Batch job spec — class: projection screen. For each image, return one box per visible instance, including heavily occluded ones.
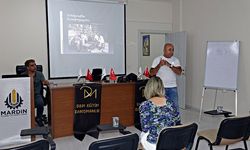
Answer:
[46,0,126,79]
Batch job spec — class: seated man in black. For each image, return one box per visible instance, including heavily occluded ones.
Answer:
[23,59,49,126]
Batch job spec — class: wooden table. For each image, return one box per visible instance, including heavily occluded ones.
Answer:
[50,82,135,138]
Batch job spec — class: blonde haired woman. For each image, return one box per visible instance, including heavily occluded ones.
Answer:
[139,76,180,150]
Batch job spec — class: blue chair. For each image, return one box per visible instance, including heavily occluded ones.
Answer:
[2,127,55,150]
[156,123,198,150]
[92,68,102,81]
[195,116,250,150]
[3,140,50,150]
[16,65,43,75]
[89,133,139,150]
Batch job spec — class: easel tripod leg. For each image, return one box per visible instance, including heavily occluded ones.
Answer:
[199,87,205,122]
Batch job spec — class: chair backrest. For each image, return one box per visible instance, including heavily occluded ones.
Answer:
[156,123,198,150]
[89,133,139,150]
[247,121,250,136]
[214,116,250,145]
[4,139,49,150]
[16,65,43,75]
[92,68,102,81]
[126,73,137,82]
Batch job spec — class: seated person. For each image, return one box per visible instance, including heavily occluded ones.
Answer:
[23,59,49,126]
[139,76,180,150]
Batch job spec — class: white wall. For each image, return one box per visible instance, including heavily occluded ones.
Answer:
[0,0,174,79]
[169,0,181,32]
[182,0,250,115]
[126,0,173,74]
[0,0,48,78]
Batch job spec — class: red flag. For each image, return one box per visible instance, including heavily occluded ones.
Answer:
[86,69,93,81]
[143,67,150,78]
[109,68,117,81]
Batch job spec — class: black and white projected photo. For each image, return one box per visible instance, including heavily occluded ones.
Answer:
[62,13,110,54]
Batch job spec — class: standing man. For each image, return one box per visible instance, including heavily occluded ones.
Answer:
[24,59,49,126]
[150,43,182,113]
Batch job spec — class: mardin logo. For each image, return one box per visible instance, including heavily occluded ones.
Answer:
[83,86,97,99]
[4,89,23,109]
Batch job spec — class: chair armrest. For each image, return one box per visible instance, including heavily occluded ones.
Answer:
[20,126,50,137]
[20,127,56,150]
[97,124,126,131]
